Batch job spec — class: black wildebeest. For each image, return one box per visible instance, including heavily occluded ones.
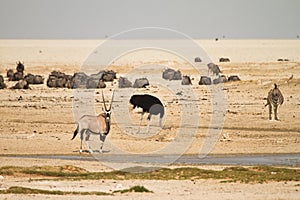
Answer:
[13,72,24,81]
[219,57,230,62]
[7,69,14,80]
[228,75,240,82]
[194,57,202,62]
[199,76,212,85]
[47,71,72,88]
[181,75,192,85]
[129,94,164,133]
[10,80,29,89]
[213,75,227,84]
[133,78,149,88]
[47,75,67,88]
[0,75,6,89]
[24,73,44,84]
[102,70,116,82]
[7,61,25,81]
[86,78,106,89]
[90,70,116,82]
[162,68,182,80]
[16,61,25,73]
[118,77,132,88]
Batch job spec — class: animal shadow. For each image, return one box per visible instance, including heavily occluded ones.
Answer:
[73,149,110,153]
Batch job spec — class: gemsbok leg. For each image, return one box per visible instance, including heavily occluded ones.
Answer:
[99,134,106,153]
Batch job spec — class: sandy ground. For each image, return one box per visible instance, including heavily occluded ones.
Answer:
[0,39,300,199]
[1,178,299,200]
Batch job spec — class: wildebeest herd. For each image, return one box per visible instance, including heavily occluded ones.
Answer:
[1,61,45,89]
[1,60,241,90]
[46,70,116,89]
[198,62,240,85]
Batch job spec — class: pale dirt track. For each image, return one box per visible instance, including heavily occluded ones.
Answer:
[0,40,300,199]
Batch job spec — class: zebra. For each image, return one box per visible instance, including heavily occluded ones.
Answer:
[265,84,284,120]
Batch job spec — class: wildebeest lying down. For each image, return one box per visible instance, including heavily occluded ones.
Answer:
[181,75,192,85]
[133,78,149,88]
[0,75,6,89]
[129,94,164,133]
[162,68,182,80]
[24,73,44,84]
[72,91,114,153]
[194,57,202,62]
[7,61,25,81]
[118,77,132,88]
[199,76,212,85]
[10,80,29,89]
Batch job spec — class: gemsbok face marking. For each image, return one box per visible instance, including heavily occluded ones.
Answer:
[265,84,284,120]
[72,90,114,153]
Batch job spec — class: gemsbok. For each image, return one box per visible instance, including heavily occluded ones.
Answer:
[72,90,114,153]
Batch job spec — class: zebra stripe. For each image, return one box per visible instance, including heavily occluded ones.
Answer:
[265,84,284,120]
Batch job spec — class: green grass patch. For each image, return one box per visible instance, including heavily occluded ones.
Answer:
[1,165,299,183]
[113,185,153,194]
[0,185,152,196]
[0,186,110,196]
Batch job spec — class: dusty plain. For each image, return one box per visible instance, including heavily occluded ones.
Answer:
[0,39,300,199]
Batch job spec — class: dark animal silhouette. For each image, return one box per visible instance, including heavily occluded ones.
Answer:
[12,72,24,81]
[0,75,6,89]
[72,72,89,88]
[47,75,67,88]
[7,61,25,81]
[129,94,164,132]
[118,77,132,88]
[24,73,44,84]
[102,70,116,82]
[213,75,227,84]
[86,78,99,89]
[219,57,230,62]
[228,75,240,82]
[194,57,202,62]
[98,80,106,88]
[277,58,289,62]
[7,69,14,80]
[181,75,192,85]
[86,78,106,89]
[47,71,72,88]
[16,61,25,73]
[10,80,29,89]
[133,78,149,88]
[199,76,212,85]
[71,70,116,89]
[162,68,182,80]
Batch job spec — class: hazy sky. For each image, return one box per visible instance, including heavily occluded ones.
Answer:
[0,0,299,39]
